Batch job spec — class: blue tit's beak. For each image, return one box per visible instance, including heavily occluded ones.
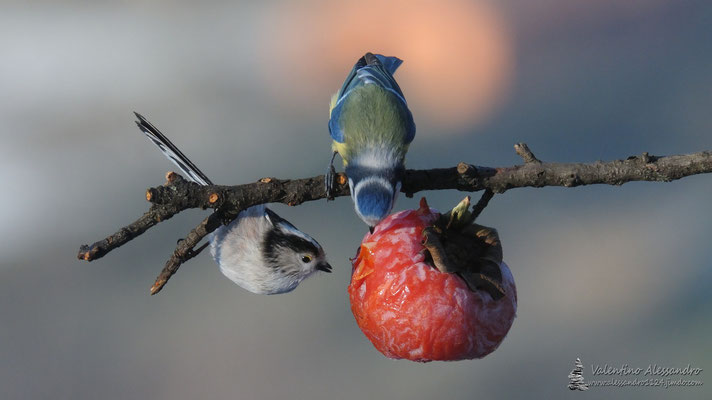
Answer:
[369,226,375,234]
[317,262,332,273]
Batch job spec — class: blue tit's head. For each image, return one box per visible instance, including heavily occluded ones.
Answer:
[347,166,404,228]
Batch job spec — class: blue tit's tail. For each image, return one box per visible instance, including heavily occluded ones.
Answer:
[335,52,406,103]
[365,53,403,75]
[134,112,213,186]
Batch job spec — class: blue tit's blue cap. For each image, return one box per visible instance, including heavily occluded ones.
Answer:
[353,180,395,228]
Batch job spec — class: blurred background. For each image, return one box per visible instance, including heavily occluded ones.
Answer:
[1,0,711,399]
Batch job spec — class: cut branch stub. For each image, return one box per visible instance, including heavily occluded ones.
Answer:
[208,192,220,206]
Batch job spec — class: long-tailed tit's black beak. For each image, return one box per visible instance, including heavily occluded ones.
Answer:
[317,262,332,273]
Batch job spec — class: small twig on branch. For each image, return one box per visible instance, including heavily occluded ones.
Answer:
[471,189,495,221]
[150,213,223,295]
[77,204,181,261]
[514,142,541,164]
[78,172,197,262]
[78,144,712,294]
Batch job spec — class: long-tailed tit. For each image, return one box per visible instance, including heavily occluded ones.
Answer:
[134,112,331,294]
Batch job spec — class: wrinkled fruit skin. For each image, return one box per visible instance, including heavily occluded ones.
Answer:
[348,206,517,362]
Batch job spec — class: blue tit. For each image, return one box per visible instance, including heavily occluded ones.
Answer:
[134,113,331,294]
[326,52,415,231]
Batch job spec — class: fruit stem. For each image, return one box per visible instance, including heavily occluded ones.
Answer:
[470,189,495,222]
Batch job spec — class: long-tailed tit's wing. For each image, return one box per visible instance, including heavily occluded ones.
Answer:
[134,112,213,186]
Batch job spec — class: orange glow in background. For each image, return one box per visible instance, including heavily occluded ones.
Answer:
[260,0,514,134]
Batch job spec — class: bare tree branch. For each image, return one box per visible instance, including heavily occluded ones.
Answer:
[150,213,218,295]
[77,144,712,294]
[78,172,192,262]
[77,206,181,262]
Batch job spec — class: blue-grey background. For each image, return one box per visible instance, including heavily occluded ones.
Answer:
[1,1,710,399]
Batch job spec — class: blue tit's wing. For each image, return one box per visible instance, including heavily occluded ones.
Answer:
[328,103,346,144]
[134,112,213,186]
[354,54,415,144]
[328,56,367,144]
[329,53,415,145]
[334,55,368,101]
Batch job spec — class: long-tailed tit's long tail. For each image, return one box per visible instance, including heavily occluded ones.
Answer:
[134,112,213,186]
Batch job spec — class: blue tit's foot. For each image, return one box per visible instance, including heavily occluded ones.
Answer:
[325,151,338,200]
[325,164,336,200]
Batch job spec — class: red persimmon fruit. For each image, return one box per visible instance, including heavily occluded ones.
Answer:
[348,198,517,362]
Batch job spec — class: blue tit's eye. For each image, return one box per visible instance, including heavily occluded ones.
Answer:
[301,255,312,263]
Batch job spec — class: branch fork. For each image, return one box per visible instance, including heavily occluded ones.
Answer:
[78,143,712,294]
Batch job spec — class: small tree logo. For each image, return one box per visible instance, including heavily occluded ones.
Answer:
[568,358,589,391]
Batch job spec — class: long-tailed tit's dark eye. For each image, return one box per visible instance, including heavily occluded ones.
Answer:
[301,255,312,263]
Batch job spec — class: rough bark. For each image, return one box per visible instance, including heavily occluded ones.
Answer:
[77,145,712,294]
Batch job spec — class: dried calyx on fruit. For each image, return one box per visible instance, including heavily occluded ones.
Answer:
[420,196,505,300]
